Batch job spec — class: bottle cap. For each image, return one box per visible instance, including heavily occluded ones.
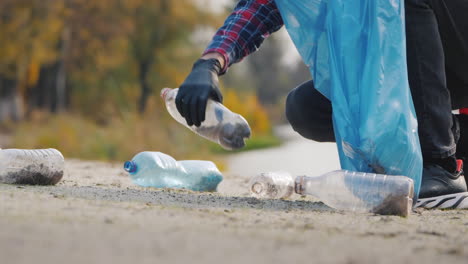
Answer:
[124,161,137,173]
[251,182,264,194]
[160,88,171,100]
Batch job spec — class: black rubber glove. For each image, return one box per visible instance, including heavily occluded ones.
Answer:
[176,58,223,127]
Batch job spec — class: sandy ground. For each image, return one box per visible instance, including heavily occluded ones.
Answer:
[1,126,467,264]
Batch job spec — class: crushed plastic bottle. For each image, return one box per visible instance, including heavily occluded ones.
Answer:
[0,148,64,185]
[161,88,251,150]
[124,151,223,192]
[249,170,414,217]
[249,172,295,199]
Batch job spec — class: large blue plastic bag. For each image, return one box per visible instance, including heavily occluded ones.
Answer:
[275,0,422,198]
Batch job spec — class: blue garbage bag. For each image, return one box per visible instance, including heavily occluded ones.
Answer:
[276,0,422,198]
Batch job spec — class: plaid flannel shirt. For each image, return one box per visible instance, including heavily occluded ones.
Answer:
[203,0,284,74]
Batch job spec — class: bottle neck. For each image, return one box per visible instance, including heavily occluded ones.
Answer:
[295,176,321,195]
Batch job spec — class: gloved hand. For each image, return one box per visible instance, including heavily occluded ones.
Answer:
[176,58,223,127]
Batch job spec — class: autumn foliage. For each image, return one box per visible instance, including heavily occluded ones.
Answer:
[0,0,277,160]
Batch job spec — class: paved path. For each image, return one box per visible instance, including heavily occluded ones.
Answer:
[228,125,340,177]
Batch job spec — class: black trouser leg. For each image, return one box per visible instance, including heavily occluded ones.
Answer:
[430,0,468,109]
[406,0,468,196]
[405,0,456,160]
[428,0,468,161]
[285,80,334,142]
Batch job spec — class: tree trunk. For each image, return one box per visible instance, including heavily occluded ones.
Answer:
[137,60,152,114]
[0,76,23,122]
[26,63,61,115]
[55,27,71,112]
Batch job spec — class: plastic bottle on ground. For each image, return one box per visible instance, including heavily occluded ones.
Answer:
[249,172,295,199]
[124,151,223,192]
[161,88,251,150]
[249,170,414,217]
[0,148,65,185]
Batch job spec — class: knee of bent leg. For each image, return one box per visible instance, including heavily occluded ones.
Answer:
[405,0,430,8]
[287,118,333,142]
[285,91,333,143]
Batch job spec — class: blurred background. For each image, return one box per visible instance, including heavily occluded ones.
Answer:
[0,0,311,162]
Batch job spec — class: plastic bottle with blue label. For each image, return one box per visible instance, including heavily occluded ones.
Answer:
[124,151,223,192]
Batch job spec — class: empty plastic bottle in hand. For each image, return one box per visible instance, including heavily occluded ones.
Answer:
[249,170,414,217]
[0,148,64,185]
[124,151,223,192]
[161,88,251,150]
[249,172,295,199]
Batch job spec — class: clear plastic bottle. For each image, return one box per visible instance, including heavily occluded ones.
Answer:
[249,170,414,216]
[0,148,65,185]
[161,88,251,150]
[249,172,295,199]
[124,151,223,192]
[295,170,414,216]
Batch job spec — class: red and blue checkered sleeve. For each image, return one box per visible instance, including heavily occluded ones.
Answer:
[203,0,283,74]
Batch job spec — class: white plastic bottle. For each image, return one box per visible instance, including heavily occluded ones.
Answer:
[249,170,414,217]
[124,151,223,192]
[161,88,251,150]
[0,148,65,185]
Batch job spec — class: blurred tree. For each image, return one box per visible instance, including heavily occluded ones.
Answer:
[0,0,63,120]
[61,0,131,121]
[223,34,310,106]
[247,36,288,105]
[0,0,220,121]
[125,0,218,113]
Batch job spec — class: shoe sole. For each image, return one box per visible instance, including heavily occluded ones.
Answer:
[416,192,468,209]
